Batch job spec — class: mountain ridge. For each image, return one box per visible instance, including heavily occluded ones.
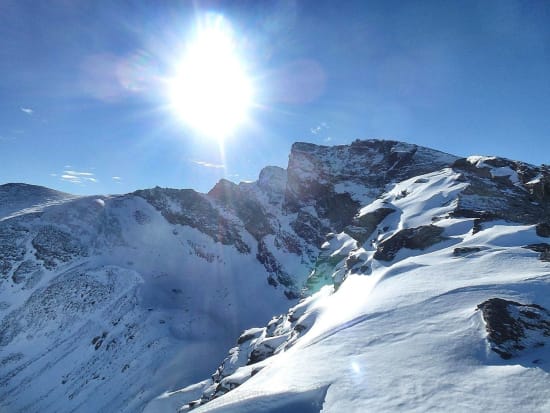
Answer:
[1,139,549,412]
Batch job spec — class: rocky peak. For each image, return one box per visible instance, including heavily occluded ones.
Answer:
[287,139,457,188]
[257,166,287,203]
[283,139,458,230]
[207,178,239,202]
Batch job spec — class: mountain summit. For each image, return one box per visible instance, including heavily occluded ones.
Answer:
[1,140,549,412]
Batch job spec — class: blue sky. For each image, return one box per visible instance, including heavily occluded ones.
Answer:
[1,0,549,195]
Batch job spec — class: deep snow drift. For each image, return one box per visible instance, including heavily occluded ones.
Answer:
[1,140,549,412]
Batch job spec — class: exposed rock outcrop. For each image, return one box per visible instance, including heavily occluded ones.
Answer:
[135,187,251,253]
[374,225,446,261]
[185,297,319,409]
[453,247,482,256]
[451,157,550,229]
[536,223,550,238]
[477,298,550,359]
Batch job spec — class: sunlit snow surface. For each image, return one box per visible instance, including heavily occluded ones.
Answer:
[152,168,550,413]
[2,141,549,413]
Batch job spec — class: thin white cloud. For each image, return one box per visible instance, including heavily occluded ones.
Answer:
[112,176,122,181]
[191,160,225,169]
[65,170,94,176]
[61,174,81,182]
[310,122,329,135]
[310,126,322,134]
[20,107,33,115]
[59,169,98,184]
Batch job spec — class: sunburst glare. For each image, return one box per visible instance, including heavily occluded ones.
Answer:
[167,14,254,140]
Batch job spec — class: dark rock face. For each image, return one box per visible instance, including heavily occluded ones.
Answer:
[256,240,293,289]
[290,211,327,248]
[285,140,456,213]
[135,187,250,253]
[248,343,276,365]
[374,225,446,261]
[536,223,550,238]
[453,247,482,256]
[526,164,550,204]
[317,192,359,232]
[477,298,550,359]
[451,158,550,228]
[208,179,274,240]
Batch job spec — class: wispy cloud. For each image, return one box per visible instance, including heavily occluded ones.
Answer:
[191,160,225,169]
[112,176,122,182]
[58,169,98,184]
[20,107,33,115]
[65,170,94,176]
[310,122,328,135]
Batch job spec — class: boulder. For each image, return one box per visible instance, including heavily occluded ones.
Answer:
[453,247,482,256]
[477,298,550,359]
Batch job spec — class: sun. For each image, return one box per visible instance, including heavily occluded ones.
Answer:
[168,15,254,139]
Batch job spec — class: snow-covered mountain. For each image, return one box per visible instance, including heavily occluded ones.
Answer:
[0,183,75,220]
[1,140,549,412]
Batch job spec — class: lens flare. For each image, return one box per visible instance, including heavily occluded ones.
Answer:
[168,14,253,140]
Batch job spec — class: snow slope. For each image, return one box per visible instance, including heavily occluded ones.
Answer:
[151,161,550,412]
[0,183,75,220]
[2,140,549,412]
[0,193,295,412]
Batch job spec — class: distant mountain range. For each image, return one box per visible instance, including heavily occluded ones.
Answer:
[1,140,549,412]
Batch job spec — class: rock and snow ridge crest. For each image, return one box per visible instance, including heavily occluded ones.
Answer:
[1,139,550,413]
